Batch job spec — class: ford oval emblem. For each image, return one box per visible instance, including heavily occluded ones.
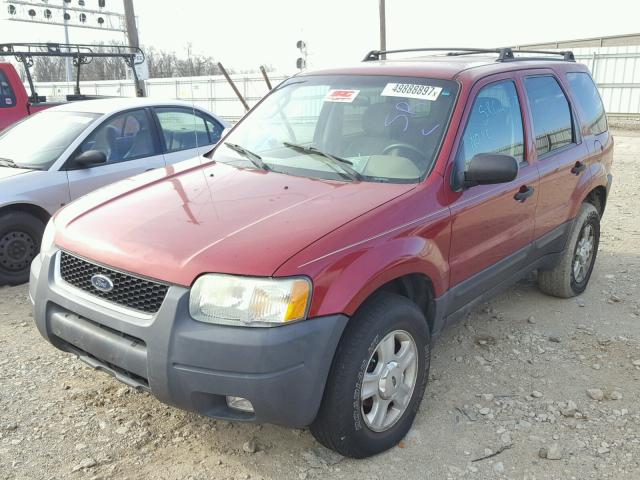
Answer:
[90,274,114,293]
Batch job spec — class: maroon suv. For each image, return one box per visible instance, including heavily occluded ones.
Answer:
[30,47,613,458]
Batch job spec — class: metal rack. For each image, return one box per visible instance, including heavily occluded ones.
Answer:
[0,42,145,102]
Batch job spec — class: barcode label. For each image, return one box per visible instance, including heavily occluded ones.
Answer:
[381,83,442,101]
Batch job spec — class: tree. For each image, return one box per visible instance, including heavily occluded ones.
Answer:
[25,42,239,82]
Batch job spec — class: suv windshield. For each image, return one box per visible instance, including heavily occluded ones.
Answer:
[0,110,99,169]
[212,75,459,183]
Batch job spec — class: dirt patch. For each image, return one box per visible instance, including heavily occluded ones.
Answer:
[1,130,639,479]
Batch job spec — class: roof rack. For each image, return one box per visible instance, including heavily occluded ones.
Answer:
[0,42,145,101]
[362,47,575,63]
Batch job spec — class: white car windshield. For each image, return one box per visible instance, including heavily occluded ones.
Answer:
[0,110,99,170]
[212,75,459,183]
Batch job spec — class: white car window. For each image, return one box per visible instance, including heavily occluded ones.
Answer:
[79,109,157,164]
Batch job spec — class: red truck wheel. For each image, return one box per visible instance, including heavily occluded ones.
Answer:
[538,203,600,298]
[311,292,431,458]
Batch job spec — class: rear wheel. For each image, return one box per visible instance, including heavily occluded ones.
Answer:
[0,212,45,286]
[310,292,431,458]
[538,203,600,298]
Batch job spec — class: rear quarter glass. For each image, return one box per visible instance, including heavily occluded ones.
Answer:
[566,72,608,135]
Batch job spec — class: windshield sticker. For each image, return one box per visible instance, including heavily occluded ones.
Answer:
[324,89,360,103]
[4,98,12,105]
[381,83,442,101]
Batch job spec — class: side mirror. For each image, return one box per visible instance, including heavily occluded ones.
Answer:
[74,149,107,167]
[462,153,518,188]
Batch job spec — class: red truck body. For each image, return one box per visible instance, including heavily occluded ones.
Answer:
[31,50,614,458]
[52,58,613,320]
[0,63,57,131]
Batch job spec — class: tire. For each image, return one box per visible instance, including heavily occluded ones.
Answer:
[310,292,431,458]
[538,202,600,298]
[0,212,45,286]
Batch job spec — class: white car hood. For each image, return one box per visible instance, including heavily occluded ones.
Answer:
[0,166,34,180]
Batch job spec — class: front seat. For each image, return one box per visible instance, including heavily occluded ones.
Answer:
[123,127,153,160]
[90,125,118,162]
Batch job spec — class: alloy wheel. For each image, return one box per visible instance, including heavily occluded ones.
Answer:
[360,330,418,432]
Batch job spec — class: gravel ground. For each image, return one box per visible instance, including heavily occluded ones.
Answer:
[1,130,639,480]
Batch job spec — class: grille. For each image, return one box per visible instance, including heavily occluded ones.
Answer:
[59,252,168,314]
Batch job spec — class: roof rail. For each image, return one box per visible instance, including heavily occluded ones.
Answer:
[511,49,575,61]
[362,47,575,63]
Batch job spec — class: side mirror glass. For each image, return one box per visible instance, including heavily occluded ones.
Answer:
[462,153,518,189]
[74,149,107,167]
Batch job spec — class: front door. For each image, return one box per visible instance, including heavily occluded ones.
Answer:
[446,76,539,311]
[66,108,165,199]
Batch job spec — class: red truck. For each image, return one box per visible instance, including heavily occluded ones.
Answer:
[0,62,55,131]
[0,43,145,131]
[31,47,613,458]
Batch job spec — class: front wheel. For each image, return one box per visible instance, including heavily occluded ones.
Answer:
[310,292,431,458]
[0,212,45,286]
[538,202,600,298]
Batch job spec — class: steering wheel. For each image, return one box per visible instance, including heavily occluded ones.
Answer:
[382,143,427,165]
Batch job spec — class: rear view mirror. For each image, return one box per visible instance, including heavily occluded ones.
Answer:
[74,149,107,167]
[463,153,518,188]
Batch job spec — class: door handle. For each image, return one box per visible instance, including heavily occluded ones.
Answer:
[145,168,156,172]
[571,161,586,175]
[514,185,534,202]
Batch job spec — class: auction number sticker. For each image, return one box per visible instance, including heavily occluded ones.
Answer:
[324,89,360,103]
[381,83,442,101]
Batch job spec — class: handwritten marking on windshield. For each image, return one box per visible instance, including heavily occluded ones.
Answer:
[421,124,440,136]
[384,102,413,132]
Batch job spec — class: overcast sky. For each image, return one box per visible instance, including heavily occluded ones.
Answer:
[1,0,639,74]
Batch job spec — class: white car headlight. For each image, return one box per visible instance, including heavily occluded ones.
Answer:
[40,219,56,254]
[189,274,312,327]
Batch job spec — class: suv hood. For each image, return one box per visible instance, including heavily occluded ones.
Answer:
[55,159,415,286]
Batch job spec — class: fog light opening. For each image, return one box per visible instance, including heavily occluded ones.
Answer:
[226,396,254,413]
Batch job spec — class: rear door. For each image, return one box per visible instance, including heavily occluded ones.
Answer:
[66,108,165,199]
[153,107,224,165]
[522,72,590,242]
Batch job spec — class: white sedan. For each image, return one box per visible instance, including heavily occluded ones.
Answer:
[0,97,227,284]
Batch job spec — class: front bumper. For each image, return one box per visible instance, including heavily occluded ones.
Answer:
[30,250,348,427]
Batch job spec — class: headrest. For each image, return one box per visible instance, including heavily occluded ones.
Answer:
[362,102,394,136]
[104,125,118,142]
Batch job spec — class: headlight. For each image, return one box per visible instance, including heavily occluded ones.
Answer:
[40,219,56,254]
[189,274,312,327]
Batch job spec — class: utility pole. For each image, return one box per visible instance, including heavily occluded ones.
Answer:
[379,0,386,59]
[62,2,72,82]
[123,0,145,96]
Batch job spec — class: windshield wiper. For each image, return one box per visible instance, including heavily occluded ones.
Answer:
[0,157,19,168]
[282,142,363,182]
[224,142,270,171]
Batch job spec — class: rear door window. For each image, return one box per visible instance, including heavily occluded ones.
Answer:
[566,72,607,135]
[0,70,16,108]
[155,108,217,152]
[456,80,525,169]
[524,76,574,157]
